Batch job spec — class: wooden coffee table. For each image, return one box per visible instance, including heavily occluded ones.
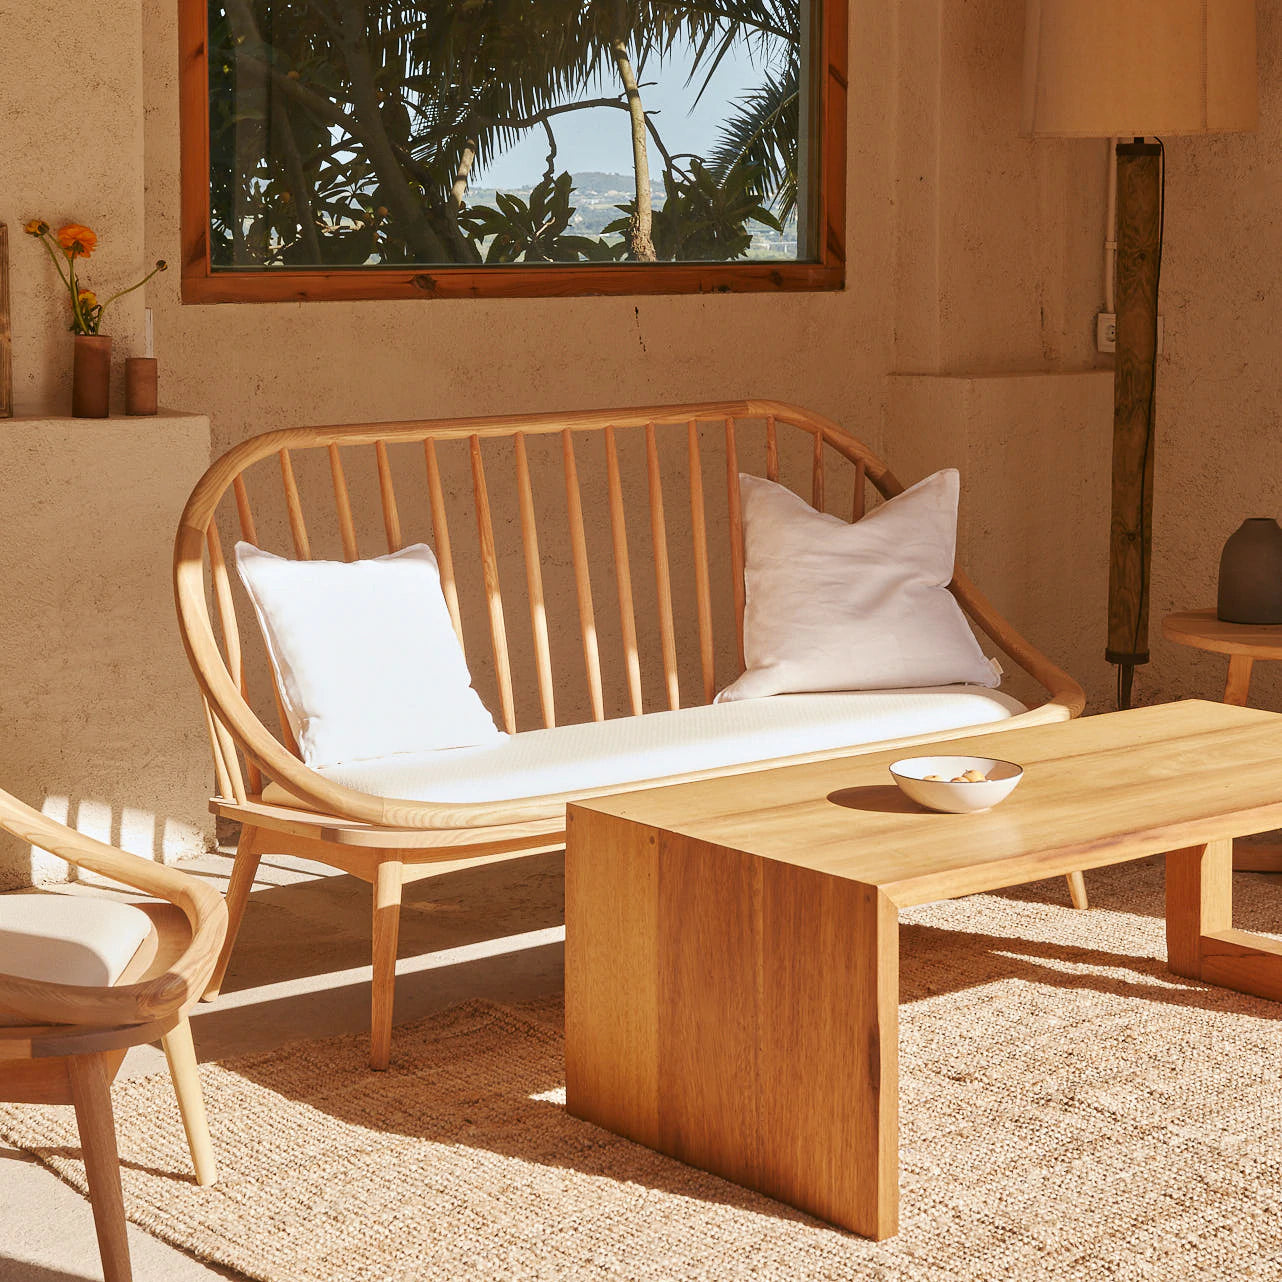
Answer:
[564,700,1282,1241]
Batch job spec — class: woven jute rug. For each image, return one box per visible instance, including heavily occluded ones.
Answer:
[4,856,1282,1281]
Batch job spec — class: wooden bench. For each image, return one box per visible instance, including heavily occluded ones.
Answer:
[174,400,1087,1068]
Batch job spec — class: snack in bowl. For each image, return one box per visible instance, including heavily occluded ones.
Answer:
[889,755,1023,814]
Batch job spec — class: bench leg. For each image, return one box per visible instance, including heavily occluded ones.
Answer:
[204,824,262,1001]
[1065,871,1089,910]
[370,857,404,1071]
[68,1052,133,1282]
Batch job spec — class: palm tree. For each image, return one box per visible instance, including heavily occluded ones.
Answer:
[206,0,802,268]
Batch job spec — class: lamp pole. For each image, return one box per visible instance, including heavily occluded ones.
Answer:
[1106,139,1162,708]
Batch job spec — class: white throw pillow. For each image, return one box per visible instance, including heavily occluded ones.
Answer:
[235,542,502,768]
[717,470,999,702]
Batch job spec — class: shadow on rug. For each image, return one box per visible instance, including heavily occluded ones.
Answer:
[3,857,1282,1281]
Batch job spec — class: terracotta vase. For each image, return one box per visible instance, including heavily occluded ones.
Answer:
[72,333,112,418]
[1217,518,1282,624]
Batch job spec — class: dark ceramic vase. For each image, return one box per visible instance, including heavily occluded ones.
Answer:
[1217,518,1282,624]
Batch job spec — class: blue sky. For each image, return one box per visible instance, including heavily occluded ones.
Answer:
[477,39,767,189]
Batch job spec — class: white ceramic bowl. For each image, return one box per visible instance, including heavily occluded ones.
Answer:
[888,755,1023,814]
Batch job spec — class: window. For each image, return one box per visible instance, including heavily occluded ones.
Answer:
[179,1,846,301]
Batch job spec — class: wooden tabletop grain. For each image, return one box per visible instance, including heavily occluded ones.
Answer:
[572,700,1282,907]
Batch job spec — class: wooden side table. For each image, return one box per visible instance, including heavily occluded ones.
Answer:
[1163,608,1282,870]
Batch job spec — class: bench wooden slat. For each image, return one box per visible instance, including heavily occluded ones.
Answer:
[423,439,465,653]
[205,697,249,805]
[271,682,302,758]
[646,423,681,711]
[563,429,605,722]
[205,524,261,795]
[687,421,717,704]
[812,430,825,511]
[514,433,556,729]
[853,457,866,522]
[328,444,359,561]
[726,417,746,670]
[605,426,644,717]
[232,475,258,546]
[765,414,779,482]
[470,435,516,735]
[202,697,237,802]
[375,441,403,553]
[278,449,311,559]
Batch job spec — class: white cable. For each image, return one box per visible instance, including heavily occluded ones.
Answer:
[1104,136,1118,313]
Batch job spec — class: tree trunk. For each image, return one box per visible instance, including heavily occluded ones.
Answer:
[333,2,452,262]
[447,135,483,264]
[608,5,656,262]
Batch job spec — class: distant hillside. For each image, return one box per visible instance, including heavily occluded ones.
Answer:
[464,170,797,258]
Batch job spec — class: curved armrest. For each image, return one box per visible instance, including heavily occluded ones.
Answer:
[950,569,1086,718]
[0,787,227,1029]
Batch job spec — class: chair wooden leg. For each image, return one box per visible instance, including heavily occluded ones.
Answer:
[67,1053,133,1282]
[204,824,262,1000]
[160,1014,217,1186]
[370,857,404,1071]
[1065,871,1089,910]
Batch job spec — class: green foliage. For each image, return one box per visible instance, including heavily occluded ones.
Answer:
[605,160,780,261]
[461,173,621,263]
[206,0,801,270]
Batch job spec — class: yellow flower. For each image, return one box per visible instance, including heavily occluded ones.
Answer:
[56,223,97,258]
[77,290,98,309]
[23,219,49,237]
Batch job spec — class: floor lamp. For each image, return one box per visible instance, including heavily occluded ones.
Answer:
[1022,0,1258,708]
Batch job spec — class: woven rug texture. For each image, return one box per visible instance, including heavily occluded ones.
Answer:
[3,857,1282,1281]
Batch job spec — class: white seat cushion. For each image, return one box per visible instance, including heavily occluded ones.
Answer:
[0,893,154,987]
[263,687,1025,807]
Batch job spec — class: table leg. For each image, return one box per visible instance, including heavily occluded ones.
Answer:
[1223,654,1254,706]
[565,807,900,1239]
[1217,657,1282,870]
[1167,838,1282,1000]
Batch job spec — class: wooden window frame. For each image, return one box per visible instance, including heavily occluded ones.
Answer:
[178,1,847,304]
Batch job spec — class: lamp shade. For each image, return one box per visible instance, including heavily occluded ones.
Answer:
[1022,0,1258,138]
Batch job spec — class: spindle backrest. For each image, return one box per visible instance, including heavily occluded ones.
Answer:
[175,400,1084,833]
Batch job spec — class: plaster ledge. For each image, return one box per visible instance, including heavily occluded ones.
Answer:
[1,408,209,428]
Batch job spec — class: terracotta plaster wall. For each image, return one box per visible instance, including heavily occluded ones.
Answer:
[1140,2,1282,712]
[0,0,148,413]
[134,0,1108,719]
[0,415,214,889]
[891,0,1106,375]
[883,0,1112,709]
[138,1,894,462]
[0,0,1120,884]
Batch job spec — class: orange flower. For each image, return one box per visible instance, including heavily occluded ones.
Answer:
[56,223,97,258]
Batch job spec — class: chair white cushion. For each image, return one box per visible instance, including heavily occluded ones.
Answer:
[262,687,1025,806]
[0,893,154,987]
[717,471,1000,702]
[236,542,502,769]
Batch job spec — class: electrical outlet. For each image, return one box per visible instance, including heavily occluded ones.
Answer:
[1096,312,1164,354]
[1096,313,1117,351]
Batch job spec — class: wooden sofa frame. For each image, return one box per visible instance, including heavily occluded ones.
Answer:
[174,400,1087,1069]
